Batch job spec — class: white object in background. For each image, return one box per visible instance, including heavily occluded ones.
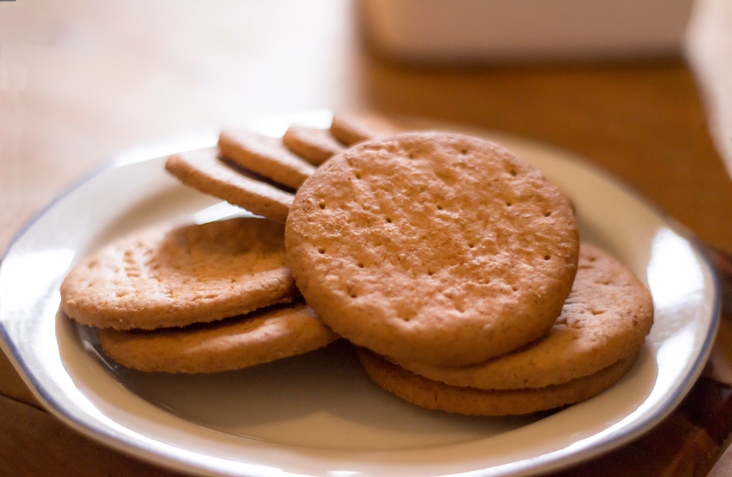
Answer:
[360,0,695,63]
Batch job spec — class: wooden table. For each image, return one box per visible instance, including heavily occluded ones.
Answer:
[1,0,732,475]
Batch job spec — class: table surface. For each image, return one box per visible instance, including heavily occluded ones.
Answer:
[2,0,732,475]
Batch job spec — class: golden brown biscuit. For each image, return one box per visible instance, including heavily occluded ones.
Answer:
[165,148,294,223]
[283,125,346,166]
[394,243,653,389]
[357,348,638,416]
[286,132,579,366]
[219,130,316,189]
[99,303,339,373]
[330,112,401,146]
[61,217,298,330]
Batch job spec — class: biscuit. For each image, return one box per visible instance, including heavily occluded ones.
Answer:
[283,125,346,166]
[219,130,316,189]
[165,148,294,223]
[61,217,298,330]
[330,112,401,146]
[286,132,579,366]
[98,303,339,373]
[357,348,637,416]
[394,243,653,389]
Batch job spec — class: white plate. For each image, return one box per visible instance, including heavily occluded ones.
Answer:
[0,111,720,477]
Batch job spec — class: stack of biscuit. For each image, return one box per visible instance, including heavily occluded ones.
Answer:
[60,112,653,416]
[59,113,391,373]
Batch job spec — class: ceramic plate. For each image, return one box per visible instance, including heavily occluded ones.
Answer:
[0,111,719,476]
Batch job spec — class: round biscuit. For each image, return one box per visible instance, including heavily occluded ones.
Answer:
[285,132,579,366]
[357,348,638,416]
[394,243,653,388]
[165,149,294,223]
[218,130,316,190]
[61,217,298,330]
[98,304,339,373]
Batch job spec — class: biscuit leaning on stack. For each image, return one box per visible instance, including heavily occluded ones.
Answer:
[285,131,654,415]
[164,112,402,223]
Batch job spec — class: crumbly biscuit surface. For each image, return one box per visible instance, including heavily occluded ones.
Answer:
[286,132,579,366]
[61,217,298,330]
[394,243,654,388]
